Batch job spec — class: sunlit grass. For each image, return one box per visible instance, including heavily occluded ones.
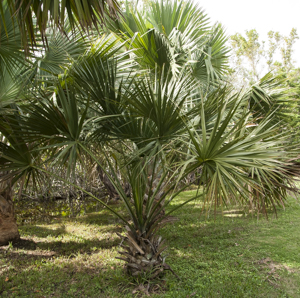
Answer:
[1,191,300,297]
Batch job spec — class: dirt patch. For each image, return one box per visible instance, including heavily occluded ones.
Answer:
[257,257,298,287]
[130,281,166,297]
[258,257,297,273]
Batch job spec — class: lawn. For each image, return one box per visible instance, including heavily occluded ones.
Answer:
[1,191,300,297]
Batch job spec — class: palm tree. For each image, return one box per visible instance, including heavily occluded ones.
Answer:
[0,0,298,281]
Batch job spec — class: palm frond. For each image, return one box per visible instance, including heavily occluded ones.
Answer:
[0,0,122,50]
[182,87,298,213]
[0,112,44,189]
[0,3,27,75]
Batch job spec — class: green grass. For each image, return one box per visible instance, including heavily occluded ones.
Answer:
[1,192,300,297]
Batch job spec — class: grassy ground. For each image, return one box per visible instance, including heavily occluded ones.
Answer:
[1,192,300,297]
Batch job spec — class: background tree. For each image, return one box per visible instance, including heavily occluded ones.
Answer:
[229,28,299,87]
[229,28,300,136]
[230,29,264,85]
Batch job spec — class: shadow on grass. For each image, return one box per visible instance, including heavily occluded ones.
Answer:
[0,255,132,298]
[74,210,124,225]
[12,228,121,256]
[18,225,68,239]
[1,236,120,257]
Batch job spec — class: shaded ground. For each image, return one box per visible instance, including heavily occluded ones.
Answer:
[1,192,300,297]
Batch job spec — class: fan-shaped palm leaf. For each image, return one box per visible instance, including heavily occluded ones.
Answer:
[0,111,44,188]
[0,3,27,75]
[182,87,298,214]
[0,0,121,50]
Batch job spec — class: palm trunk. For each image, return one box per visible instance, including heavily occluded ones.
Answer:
[117,223,180,280]
[0,190,20,246]
[117,228,168,279]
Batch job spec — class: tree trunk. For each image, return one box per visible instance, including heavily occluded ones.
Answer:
[116,226,180,280]
[97,166,131,201]
[116,228,168,279]
[0,191,20,246]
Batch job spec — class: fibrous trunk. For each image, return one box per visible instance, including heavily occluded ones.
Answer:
[116,218,179,280]
[117,228,169,279]
[0,191,20,246]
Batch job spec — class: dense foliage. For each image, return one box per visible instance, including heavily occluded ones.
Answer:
[0,0,299,278]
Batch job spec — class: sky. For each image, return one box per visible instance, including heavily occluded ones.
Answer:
[195,0,300,67]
